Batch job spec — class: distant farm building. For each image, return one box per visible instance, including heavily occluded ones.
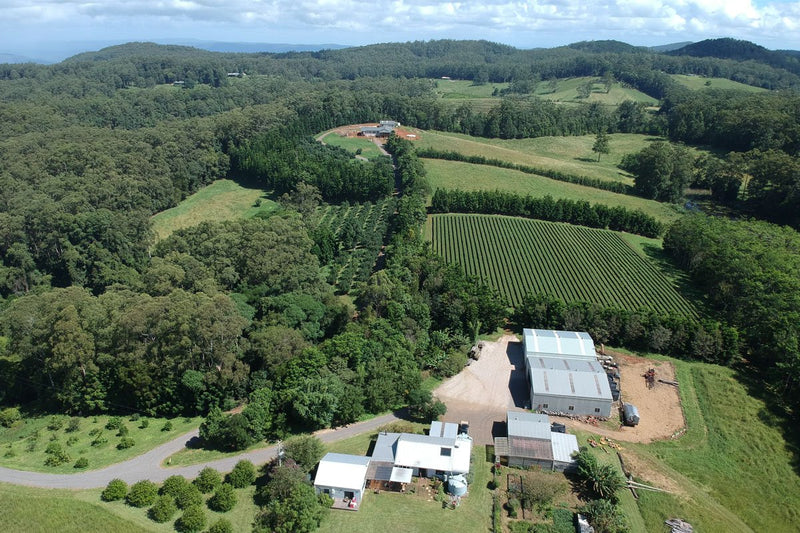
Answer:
[523,329,613,417]
[493,410,579,471]
[359,120,400,137]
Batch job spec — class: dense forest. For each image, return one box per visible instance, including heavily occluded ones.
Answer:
[1,36,799,434]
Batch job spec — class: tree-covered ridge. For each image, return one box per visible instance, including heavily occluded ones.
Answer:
[668,38,800,76]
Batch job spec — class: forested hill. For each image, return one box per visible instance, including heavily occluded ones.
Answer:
[668,38,800,76]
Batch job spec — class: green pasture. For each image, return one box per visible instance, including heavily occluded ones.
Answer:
[533,77,659,106]
[670,74,767,92]
[320,132,387,160]
[428,214,696,315]
[423,159,683,225]
[418,130,657,185]
[0,414,199,474]
[150,179,276,242]
[434,78,509,99]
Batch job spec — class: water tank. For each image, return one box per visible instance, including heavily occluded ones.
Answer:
[623,403,640,426]
[447,475,468,496]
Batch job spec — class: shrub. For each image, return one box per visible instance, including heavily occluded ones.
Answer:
[552,508,576,533]
[66,417,81,433]
[175,483,203,510]
[43,442,70,466]
[193,467,222,493]
[91,435,108,447]
[161,420,173,432]
[175,505,206,533]
[207,518,234,533]
[117,424,129,437]
[0,407,21,427]
[88,428,102,437]
[4,445,15,458]
[101,479,128,501]
[160,475,190,497]
[126,480,158,507]
[117,437,135,449]
[74,457,89,469]
[139,419,149,429]
[105,416,123,430]
[66,435,79,447]
[148,495,178,523]
[226,460,255,488]
[208,483,237,512]
[129,413,140,422]
[47,416,65,431]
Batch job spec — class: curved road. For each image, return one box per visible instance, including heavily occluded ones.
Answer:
[0,411,400,489]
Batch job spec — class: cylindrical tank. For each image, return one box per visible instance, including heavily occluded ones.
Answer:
[623,403,640,426]
[447,475,468,496]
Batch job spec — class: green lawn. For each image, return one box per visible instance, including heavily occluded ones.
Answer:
[670,74,767,92]
[150,179,276,241]
[318,445,493,533]
[320,132,387,160]
[533,77,658,106]
[423,159,683,225]
[418,131,658,186]
[434,79,510,99]
[0,415,199,473]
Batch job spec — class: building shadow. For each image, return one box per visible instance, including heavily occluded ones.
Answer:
[506,340,529,408]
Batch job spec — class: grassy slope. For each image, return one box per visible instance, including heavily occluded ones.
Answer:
[320,132,386,160]
[533,77,659,106]
[423,159,683,225]
[150,179,276,241]
[418,130,655,185]
[670,74,767,92]
[0,415,199,474]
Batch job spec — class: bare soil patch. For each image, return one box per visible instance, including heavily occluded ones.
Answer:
[563,351,685,443]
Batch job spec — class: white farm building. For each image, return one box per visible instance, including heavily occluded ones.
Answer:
[523,329,613,417]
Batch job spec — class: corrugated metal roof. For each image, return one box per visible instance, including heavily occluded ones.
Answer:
[314,453,370,490]
[523,328,596,360]
[394,434,471,474]
[371,432,401,463]
[550,432,579,463]
[530,368,613,400]
[442,423,458,439]
[528,356,603,373]
[507,410,551,440]
[429,421,443,437]
[509,436,553,460]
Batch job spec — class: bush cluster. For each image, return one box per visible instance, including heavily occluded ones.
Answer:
[101,479,128,502]
[126,480,158,508]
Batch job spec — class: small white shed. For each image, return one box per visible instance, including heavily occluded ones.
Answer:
[314,453,371,508]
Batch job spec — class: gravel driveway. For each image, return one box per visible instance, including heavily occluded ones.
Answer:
[434,334,529,445]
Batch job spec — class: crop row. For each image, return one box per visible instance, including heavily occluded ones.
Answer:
[430,213,696,316]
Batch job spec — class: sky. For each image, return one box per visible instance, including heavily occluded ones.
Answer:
[2,0,800,61]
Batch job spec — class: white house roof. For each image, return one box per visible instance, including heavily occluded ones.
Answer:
[530,367,612,401]
[314,453,370,491]
[507,410,551,440]
[523,329,596,360]
[393,434,472,474]
[550,432,579,463]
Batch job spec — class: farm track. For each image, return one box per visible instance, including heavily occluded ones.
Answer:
[430,214,696,316]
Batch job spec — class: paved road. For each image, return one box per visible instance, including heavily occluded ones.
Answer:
[0,411,401,489]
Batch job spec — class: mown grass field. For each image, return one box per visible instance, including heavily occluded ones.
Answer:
[429,214,696,315]
[670,74,767,92]
[320,132,386,160]
[423,158,683,225]
[418,131,658,186]
[0,414,199,474]
[150,179,276,241]
[533,77,659,106]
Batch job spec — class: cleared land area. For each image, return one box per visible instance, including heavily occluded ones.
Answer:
[532,77,659,106]
[0,415,199,474]
[150,179,276,241]
[670,74,767,92]
[418,130,656,186]
[319,131,387,160]
[424,159,681,225]
[429,214,697,315]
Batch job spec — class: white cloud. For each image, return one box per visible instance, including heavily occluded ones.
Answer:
[2,0,800,50]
